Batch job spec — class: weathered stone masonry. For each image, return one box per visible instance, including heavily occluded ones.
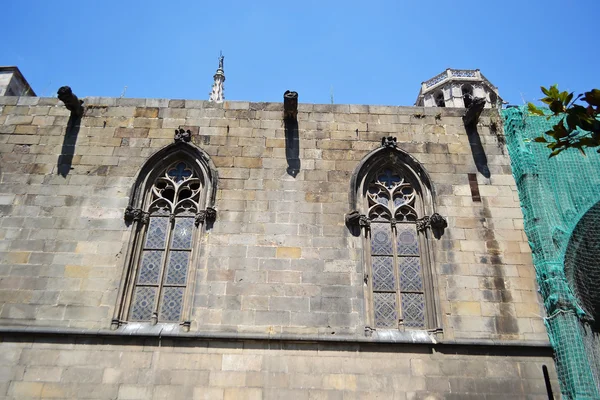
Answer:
[0,95,558,398]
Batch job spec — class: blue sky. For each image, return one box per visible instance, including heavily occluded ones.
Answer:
[3,0,598,106]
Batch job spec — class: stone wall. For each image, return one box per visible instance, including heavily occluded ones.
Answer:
[0,335,558,400]
[0,96,546,342]
[0,95,559,397]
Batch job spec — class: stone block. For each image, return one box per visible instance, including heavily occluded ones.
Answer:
[276,247,302,259]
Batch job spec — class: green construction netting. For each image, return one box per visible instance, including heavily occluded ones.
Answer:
[503,106,600,399]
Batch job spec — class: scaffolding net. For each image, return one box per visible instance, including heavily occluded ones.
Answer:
[503,106,600,399]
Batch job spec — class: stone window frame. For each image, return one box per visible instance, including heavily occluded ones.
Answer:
[348,141,442,333]
[112,141,218,331]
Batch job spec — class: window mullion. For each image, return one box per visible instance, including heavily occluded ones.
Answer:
[390,194,402,329]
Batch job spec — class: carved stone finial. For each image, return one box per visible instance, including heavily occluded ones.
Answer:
[57,86,84,117]
[283,90,298,120]
[174,128,191,143]
[209,54,225,103]
[218,51,224,70]
[381,136,397,148]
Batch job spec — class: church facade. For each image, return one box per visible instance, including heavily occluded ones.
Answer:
[0,67,559,399]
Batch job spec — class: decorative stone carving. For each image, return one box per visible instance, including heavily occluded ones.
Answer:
[283,90,298,120]
[194,211,206,226]
[416,212,447,237]
[345,210,361,226]
[463,97,486,127]
[381,136,397,148]
[174,128,191,143]
[416,216,430,232]
[206,207,217,221]
[345,211,370,230]
[429,213,448,230]
[124,206,149,224]
[196,207,217,226]
[209,53,225,103]
[57,86,84,117]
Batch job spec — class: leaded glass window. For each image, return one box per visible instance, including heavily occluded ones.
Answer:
[129,161,201,323]
[367,168,426,329]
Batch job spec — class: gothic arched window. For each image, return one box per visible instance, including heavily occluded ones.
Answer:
[348,143,443,332]
[112,142,217,329]
[129,161,201,322]
[367,168,426,329]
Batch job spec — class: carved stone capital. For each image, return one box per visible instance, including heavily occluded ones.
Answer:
[174,128,192,143]
[416,216,430,232]
[416,213,447,238]
[195,207,217,226]
[194,210,206,226]
[381,136,397,148]
[124,206,149,224]
[358,215,371,229]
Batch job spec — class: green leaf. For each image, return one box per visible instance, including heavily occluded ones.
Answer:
[566,92,574,106]
[541,86,551,96]
[583,89,600,107]
[549,149,561,158]
[541,97,554,105]
[533,137,548,143]
[566,113,580,130]
[527,103,545,116]
[549,100,565,114]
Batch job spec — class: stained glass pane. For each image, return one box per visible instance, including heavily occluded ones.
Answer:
[144,217,169,249]
[401,293,425,328]
[393,195,406,208]
[171,218,194,249]
[372,256,395,291]
[399,257,423,292]
[167,162,192,182]
[130,286,156,321]
[159,287,184,321]
[377,169,401,189]
[396,224,419,255]
[371,223,392,255]
[374,292,397,328]
[137,250,163,284]
[165,251,190,285]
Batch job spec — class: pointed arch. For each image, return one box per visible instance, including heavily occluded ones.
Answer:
[127,141,218,213]
[348,144,441,332]
[349,145,436,214]
[112,141,218,330]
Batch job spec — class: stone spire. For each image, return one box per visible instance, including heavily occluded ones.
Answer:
[209,52,225,103]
